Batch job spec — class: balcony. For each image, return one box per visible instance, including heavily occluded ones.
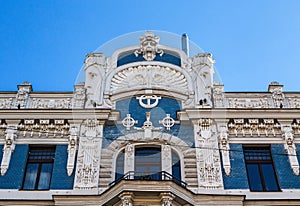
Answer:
[109,171,187,188]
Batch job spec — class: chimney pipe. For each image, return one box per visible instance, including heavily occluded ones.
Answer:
[181,33,189,56]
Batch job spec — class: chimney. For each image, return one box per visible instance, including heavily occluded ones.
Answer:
[181,33,189,56]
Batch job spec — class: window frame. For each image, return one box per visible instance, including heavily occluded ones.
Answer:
[243,145,280,192]
[21,145,56,190]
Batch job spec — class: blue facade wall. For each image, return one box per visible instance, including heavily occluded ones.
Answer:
[222,144,249,189]
[271,144,300,189]
[103,97,194,147]
[0,144,28,189]
[50,145,75,189]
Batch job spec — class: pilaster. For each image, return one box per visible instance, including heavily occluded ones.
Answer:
[73,119,104,190]
[124,143,135,178]
[161,144,172,176]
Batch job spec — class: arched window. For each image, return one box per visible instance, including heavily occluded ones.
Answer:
[113,146,182,184]
[117,52,181,67]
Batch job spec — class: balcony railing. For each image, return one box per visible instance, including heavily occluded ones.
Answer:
[109,171,187,188]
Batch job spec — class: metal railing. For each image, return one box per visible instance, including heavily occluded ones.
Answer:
[109,171,187,188]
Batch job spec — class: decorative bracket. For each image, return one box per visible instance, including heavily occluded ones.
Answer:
[160,192,175,206]
[119,192,134,206]
[282,125,299,175]
[159,114,179,130]
[67,126,78,176]
[122,114,138,130]
[1,126,17,176]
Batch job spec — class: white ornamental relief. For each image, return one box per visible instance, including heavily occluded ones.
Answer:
[18,119,70,137]
[287,97,300,108]
[195,119,223,189]
[134,31,163,61]
[110,65,188,95]
[282,125,299,175]
[124,143,135,175]
[134,112,162,138]
[271,87,285,107]
[136,95,161,108]
[1,126,17,176]
[122,114,138,130]
[67,126,78,176]
[74,119,103,190]
[218,125,230,176]
[159,114,179,131]
[31,98,71,109]
[228,118,281,137]
[15,82,31,108]
[72,83,86,108]
[228,98,270,108]
[0,120,7,137]
[212,85,225,108]
[161,144,172,175]
[0,98,13,109]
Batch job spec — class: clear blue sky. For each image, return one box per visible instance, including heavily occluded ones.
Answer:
[1,0,300,92]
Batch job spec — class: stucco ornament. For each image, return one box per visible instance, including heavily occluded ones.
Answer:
[136,95,161,108]
[218,125,231,176]
[122,114,138,130]
[1,126,17,176]
[160,192,175,206]
[159,114,179,130]
[72,83,86,108]
[161,144,172,175]
[271,87,285,108]
[282,125,299,175]
[194,119,223,189]
[74,119,103,190]
[119,192,134,206]
[67,126,78,176]
[15,82,31,108]
[134,112,162,138]
[134,31,163,61]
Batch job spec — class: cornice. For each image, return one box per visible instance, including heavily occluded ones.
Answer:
[178,108,300,121]
[0,109,119,120]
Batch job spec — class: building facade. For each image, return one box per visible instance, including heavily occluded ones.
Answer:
[0,31,300,205]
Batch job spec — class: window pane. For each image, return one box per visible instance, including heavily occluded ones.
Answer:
[23,163,39,190]
[261,163,279,191]
[172,152,181,180]
[115,151,124,180]
[246,164,263,191]
[38,163,53,190]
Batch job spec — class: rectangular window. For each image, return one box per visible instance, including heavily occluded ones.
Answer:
[22,146,56,190]
[243,146,280,192]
